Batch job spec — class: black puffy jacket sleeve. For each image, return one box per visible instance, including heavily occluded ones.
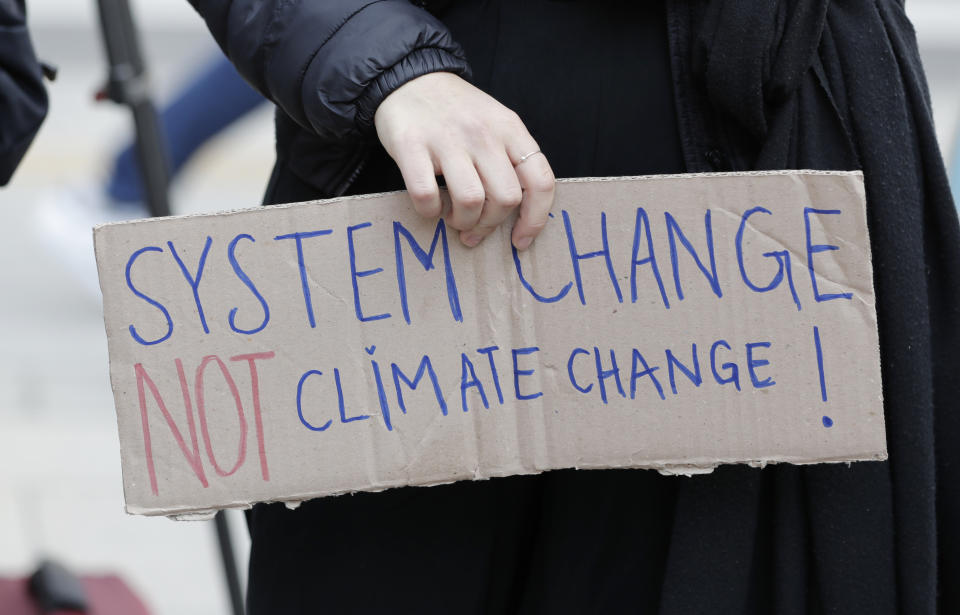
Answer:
[187,0,470,143]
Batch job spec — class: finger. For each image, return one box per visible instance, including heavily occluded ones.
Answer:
[393,143,442,218]
[440,153,485,232]
[510,146,555,251]
[461,150,523,247]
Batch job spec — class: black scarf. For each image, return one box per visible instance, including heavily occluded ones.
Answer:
[663,1,960,612]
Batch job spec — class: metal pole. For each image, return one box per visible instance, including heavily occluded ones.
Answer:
[94,0,171,217]
[94,5,244,614]
[214,511,246,615]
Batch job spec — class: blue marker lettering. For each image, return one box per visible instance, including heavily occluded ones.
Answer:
[803,208,853,303]
[393,219,462,325]
[709,339,741,390]
[460,352,488,412]
[512,245,572,303]
[593,347,626,404]
[813,326,827,402]
[296,370,333,432]
[512,347,543,401]
[167,236,212,334]
[562,210,623,305]
[665,344,703,395]
[392,355,447,416]
[746,341,775,388]
[476,346,504,405]
[736,207,801,310]
[366,346,393,430]
[227,234,270,334]
[347,222,390,323]
[335,368,369,423]
[665,210,722,300]
[630,349,665,400]
[125,246,173,346]
[567,348,593,394]
[273,230,333,328]
[630,207,670,309]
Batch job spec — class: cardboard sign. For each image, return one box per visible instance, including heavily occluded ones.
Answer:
[95,171,886,517]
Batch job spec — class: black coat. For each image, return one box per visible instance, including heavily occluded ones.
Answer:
[188,0,470,196]
[189,0,959,611]
[0,0,48,185]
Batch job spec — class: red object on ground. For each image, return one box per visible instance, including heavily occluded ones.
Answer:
[0,576,151,615]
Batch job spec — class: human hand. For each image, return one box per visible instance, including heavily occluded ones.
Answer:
[374,72,555,250]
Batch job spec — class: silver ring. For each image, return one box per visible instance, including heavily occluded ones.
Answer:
[516,149,542,165]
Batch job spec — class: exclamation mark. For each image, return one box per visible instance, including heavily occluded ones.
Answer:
[813,326,832,428]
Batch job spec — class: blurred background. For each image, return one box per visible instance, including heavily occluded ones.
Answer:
[0,1,958,613]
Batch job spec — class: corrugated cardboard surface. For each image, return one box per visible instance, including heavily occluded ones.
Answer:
[95,171,886,517]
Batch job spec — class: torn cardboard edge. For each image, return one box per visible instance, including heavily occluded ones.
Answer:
[162,451,886,521]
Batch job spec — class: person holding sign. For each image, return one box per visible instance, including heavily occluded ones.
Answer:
[186,0,960,613]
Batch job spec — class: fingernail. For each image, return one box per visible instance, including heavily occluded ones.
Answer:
[515,236,533,251]
[462,233,481,247]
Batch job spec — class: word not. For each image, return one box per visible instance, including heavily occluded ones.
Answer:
[134,351,275,495]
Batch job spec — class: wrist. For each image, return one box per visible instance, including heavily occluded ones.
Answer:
[357,48,470,133]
